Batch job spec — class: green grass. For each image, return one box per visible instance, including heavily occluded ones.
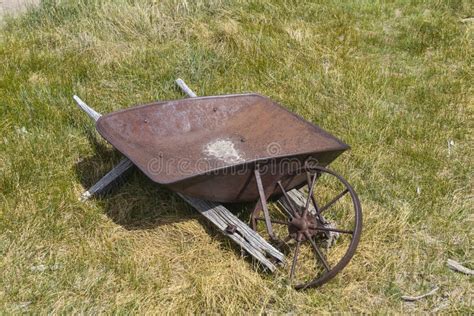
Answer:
[0,0,472,313]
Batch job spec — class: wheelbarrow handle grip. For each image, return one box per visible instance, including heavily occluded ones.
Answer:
[175,78,197,98]
[74,78,197,125]
[73,95,102,122]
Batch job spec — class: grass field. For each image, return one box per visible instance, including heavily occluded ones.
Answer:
[0,0,473,313]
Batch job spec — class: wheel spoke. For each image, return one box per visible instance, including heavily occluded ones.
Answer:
[309,193,320,215]
[255,217,289,225]
[303,172,318,217]
[289,240,301,283]
[319,189,349,214]
[305,171,320,213]
[309,225,353,234]
[305,232,331,271]
[277,181,298,218]
[308,193,328,224]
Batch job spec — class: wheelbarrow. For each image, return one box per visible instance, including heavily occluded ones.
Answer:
[74,79,362,290]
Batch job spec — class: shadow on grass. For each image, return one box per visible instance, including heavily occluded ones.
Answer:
[73,133,260,263]
[74,141,191,229]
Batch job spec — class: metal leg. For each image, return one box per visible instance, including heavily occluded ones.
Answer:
[253,168,277,240]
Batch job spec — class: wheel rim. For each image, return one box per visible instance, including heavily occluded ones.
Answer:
[251,166,362,290]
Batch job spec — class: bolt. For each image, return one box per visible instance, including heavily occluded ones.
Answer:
[225,224,237,234]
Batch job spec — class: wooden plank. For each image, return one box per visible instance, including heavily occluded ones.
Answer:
[279,189,313,214]
[180,195,284,270]
[80,157,134,201]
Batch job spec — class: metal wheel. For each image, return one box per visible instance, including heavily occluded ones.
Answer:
[250,166,362,290]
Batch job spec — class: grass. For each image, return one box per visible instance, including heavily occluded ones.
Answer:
[0,0,472,313]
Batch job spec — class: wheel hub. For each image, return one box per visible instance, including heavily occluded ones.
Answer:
[288,213,317,241]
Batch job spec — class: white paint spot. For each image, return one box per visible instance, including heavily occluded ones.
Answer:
[204,139,244,164]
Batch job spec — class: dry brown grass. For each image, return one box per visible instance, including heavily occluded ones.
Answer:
[0,0,472,313]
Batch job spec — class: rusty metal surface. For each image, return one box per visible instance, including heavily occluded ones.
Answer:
[96,94,349,202]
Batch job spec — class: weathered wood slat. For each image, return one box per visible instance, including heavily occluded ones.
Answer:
[180,195,283,271]
[80,157,134,201]
[280,189,315,214]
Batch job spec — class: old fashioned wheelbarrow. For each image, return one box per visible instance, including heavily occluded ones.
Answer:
[74,79,362,290]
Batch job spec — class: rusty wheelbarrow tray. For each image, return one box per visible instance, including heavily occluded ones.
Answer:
[74,79,362,290]
[96,93,348,202]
